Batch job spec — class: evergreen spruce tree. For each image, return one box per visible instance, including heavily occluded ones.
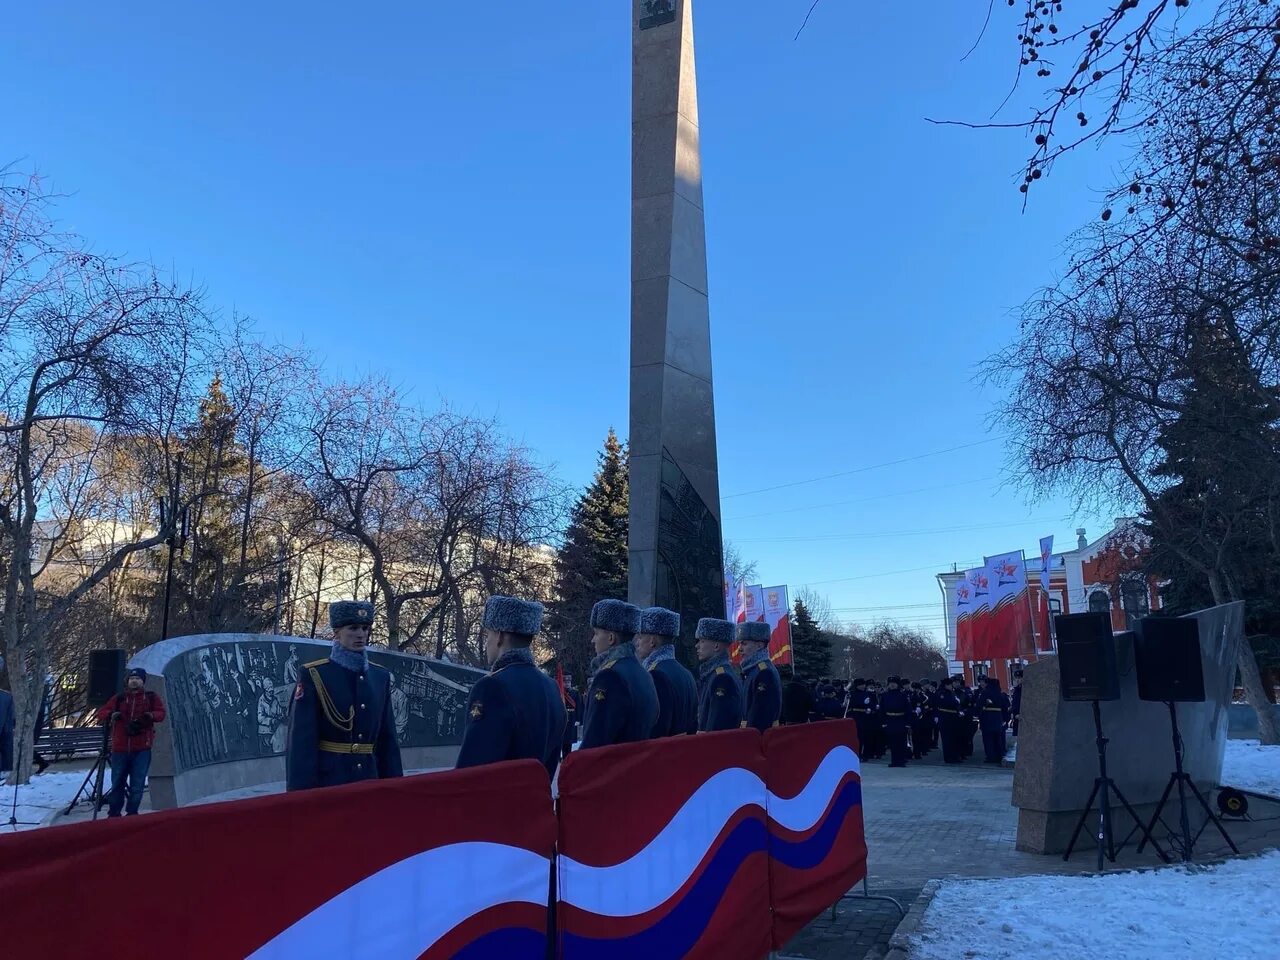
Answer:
[547,430,629,685]
[790,598,831,683]
[1141,320,1280,739]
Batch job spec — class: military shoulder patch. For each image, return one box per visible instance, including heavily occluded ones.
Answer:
[757,662,768,671]
[715,666,725,675]
[470,701,484,720]
[756,682,766,692]
[594,689,606,702]
[715,688,725,697]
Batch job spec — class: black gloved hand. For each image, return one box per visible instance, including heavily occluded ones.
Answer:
[127,719,145,736]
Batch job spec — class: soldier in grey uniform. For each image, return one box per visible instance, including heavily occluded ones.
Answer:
[695,618,743,732]
[285,601,403,791]
[736,620,782,732]
[635,606,698,737]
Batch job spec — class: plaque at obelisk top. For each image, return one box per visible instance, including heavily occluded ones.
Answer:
[628,0,724,655]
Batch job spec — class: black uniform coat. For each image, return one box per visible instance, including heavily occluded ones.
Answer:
[580,650,659,749]
[697,659,743,732]
[880,689,911,730]
[742,657,783,733]
[977,688,1012,731]
[286,657,404,791]
[1010,683,1023,735]
[456,650,567,778]
[647,653,699,738]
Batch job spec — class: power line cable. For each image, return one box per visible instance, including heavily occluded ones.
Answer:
[725,476,999,522]
[797,559,985,588]
[722,437,1004,500]
[733,516,1067,545]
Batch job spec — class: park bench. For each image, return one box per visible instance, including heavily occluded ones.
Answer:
[36,726,107,761]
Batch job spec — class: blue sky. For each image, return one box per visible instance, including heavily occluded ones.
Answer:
[4,1,1122,642]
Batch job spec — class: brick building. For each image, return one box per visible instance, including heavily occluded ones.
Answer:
[936,519,1164,688]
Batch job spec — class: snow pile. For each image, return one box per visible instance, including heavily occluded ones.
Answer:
[1220,739,1280,798]
[908,852,1280,960]
[0,771,92,831]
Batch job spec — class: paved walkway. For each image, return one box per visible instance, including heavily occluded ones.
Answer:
[784,743,1280,960]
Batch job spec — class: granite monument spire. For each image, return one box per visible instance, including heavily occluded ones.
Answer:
[628,0,724,648]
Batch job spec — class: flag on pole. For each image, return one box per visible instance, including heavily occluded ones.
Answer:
[954,578,974,662]
[964,567,990,663]
[742,584,766,623]
[762,586,794,666]
[981,550,1035,659]
[724,571,737,621]
[1039,535,1054,593]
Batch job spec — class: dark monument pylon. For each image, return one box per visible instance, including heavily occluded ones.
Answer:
[628,0,724,658]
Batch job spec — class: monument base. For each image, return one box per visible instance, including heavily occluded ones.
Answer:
[1012,602,1243,855]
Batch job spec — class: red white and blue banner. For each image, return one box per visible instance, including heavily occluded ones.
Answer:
[762,584,795,667]
[979,550,1035,660]
[963,566,991,661]
[764,720,866,949]
[0,762,556,959]
[954,576,974,662]
[555,731,772,959]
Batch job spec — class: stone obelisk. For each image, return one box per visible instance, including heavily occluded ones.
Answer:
[628,0,724,648]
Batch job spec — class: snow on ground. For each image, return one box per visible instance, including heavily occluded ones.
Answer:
[0,770,92,831]
[1220,739,1280,797]
[907,851,1280,960]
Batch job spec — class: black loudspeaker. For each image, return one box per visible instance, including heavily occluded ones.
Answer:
[1056,612,1120,702]
[87,649,126,707]
[1134,617,1205,703]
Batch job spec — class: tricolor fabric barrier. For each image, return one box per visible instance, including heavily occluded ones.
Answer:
[0,724,865,959]
[764,722,867,948]
[0,761,556,960]
[556,730,772,959]
[555,720,866,957]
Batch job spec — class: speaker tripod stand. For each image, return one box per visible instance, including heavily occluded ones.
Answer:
[1063,700,1169,871]
[1137,701,1238,861]
[6,772,43,830]
[63,722,111,821]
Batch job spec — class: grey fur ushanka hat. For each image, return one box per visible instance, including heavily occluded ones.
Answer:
[329,600,374,630]
[735,621,771,644]
[640,606,680,639]
[591,599,642,635]
[483,596,544,636]
[695,618,735,644]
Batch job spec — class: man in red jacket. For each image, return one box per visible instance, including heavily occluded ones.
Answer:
[95,668,166,817]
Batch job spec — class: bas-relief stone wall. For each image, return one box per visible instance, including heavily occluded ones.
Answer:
[1012,602,1243,854]
[130,635,484,809]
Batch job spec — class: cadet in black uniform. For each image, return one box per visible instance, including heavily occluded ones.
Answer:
[694,618,742,732]
[456,595,567,778]
[867,680,886,759]
[580,599,659,749]
[736,621,782,732]
[880,677,911,767]
[286,601,403,791]
[977,676,1012,763]
[635,606,698,737]
[845,678,874,760]
[962,677,979,758]
[909,681,930,759]
[935,678,964,764]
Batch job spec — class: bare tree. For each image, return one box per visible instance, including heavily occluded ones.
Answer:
[0,169,211,784]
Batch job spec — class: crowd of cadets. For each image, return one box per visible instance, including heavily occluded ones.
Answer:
[798,672,1022,767]
[285,593,1023,792]
[285,596,784,790]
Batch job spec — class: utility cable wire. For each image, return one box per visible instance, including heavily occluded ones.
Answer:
[723,437,1004,500]
[725,476,999,522]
